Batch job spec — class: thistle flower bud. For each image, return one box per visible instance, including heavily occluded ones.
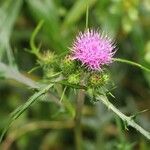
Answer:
[68,73,80,84]
[40,51,55,65]
[61,55,76,75]
[88,73,109,88]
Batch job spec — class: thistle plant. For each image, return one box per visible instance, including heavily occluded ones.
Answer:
[0,3,150,150]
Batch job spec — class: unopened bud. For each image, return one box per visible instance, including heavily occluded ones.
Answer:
[40,51,55,65]
[61,55,76,75]
[68,73,80,84]
[88,73,109,88]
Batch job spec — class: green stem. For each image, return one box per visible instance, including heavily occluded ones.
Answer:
[97,95,150,140]
[30,20,44,55]
[113,58,150,73]
[75,90,85,150]
[86,2,89,29]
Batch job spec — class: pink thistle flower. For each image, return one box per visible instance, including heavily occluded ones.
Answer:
[70,29,116,70]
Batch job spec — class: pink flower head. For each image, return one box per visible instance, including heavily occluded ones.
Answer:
[70,29,116,70]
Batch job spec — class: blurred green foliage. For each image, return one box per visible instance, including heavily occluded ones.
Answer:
[0,0,150,149]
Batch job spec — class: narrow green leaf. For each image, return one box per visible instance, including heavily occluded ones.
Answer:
[0,84,53,142]
[60,86,67,102]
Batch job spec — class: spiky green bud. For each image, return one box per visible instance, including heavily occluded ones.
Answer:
[68,73,80,84]
[61,55,76,76]
[88,73,109,88]
[40,51,55,65]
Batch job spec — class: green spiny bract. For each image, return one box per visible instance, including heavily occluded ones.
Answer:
[39,51,56,65]
[68,73,80,85]
[37,51,60,79]
[61,55,76,76]
[88,73,109,88]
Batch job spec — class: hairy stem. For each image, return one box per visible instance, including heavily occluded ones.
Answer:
[75,90,85,150]
[97,95,150,140]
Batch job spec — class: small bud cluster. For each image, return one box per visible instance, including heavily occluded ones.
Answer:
[37,29,115,92]
[60,55,110,88]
